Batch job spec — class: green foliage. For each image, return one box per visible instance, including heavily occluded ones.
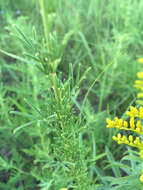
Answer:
[1,0,143,189]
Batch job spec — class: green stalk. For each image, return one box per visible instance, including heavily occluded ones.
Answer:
[39,0,63,129]
[39,0,50,50]
[51,73,61,109]
[51,73,66,130]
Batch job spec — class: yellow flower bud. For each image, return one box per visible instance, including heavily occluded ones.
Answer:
[123,121,128,128]
[106,118,114,128]
[129,135,133,143]
[137,72,143,78]
[136,120,141,128]
[139,107,143,119]
[138,58,143,63]
[106,118,111,123]
[137,93,143,98]
[112,136,117,141]
[137,137,140,143]
[130,117,135,129]
[114,117,119,123]
[117,133,121,139]
[134,137,140,145]
[140,174,143,182]
[130,106,138,116]
[122,135,126,142]
[136,127,141,133]
[135,80,143,84]
[126,111,131,117]
[118,119,123,127]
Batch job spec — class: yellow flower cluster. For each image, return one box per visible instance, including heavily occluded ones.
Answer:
[106,106,143,135]
[106,105,143,156]
[106,58,143,183]
[112,133,143,149]
[106,105,143,182]
[138,58,143,64]
[140,174,143,182]
[134,58,143,104]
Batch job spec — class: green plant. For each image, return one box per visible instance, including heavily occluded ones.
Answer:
[1,0,143,189]
[0,0,107,189]
[105,59,143,189]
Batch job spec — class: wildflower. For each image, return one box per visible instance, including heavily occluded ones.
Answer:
[130,117,135,129]
[106,106,143,159]
[135,80,143,85]
[106,105,143,163]
[139,107,143,119]
[137,124,141,133]
[123,120,128,128]
[137,72,143,79]
[59,188,67,190]
[106,118,114,128]
[140,174,143,182]
[106,106,143,135]
[138,58,143,63]
[137,93,143,98]
[126,106,138,117]
[106,58,143,183]
[112,133,143,149]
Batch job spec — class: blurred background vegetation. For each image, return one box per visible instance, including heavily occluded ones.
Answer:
[0,0,143,189]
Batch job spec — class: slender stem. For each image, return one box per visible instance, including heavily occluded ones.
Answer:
[40,0,50,50]
[51,73,61,108]
[39,0,63,129]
